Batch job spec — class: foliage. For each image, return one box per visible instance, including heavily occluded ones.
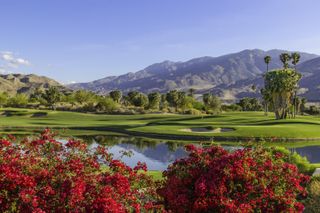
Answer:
[158,145,310,212]
[280,53,292,69]
[166,90,179,109]
[42,87,62,109]
[109,90,122,103]
[148,92,161,110]
[0,129,159,212]
[268,146,312,174]
[74,90,95,105]
[237,97,262,111]
[7,94,29,108]
[203,93,221,114]
[222,104,242,112]
[263,69,301,119]
[0,92,9,107]
[95,97,119,112]
[304,176,320,213]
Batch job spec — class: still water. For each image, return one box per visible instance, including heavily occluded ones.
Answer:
[74,135,320,171]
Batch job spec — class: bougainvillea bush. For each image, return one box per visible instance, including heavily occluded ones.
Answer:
[0,129,159,212]
[158,145,310,213]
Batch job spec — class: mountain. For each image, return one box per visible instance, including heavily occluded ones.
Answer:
[69,49,320,101]
[212,55,320,101]
[0,73,66,95]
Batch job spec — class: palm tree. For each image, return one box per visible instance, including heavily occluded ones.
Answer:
[279,53,291,69]
[264,55,271,72]
[291,52,301,70]
[291,52,301,118]
[188,88,196,98]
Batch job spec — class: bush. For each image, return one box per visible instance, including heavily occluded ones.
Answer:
[0,130,159,212]
[184,109,202,115]
[304,177,320,213]
[158,145,310,212]
[270,146,312,174]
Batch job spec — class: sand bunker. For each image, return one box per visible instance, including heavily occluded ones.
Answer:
[180,127,234,133]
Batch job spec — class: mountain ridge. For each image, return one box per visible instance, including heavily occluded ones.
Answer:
[68,49,320,100]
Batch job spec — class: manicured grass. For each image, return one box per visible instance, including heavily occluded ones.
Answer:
[1,108,320,141]
[147,170,163,181]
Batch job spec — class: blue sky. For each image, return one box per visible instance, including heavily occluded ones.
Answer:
[0,0,320,83]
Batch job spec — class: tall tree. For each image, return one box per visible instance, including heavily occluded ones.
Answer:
[109,90,122,103]
[279,53,291,69]
[166,90,179,110]
[291,52,301,70]
[42,87,61,110]
[188,88,196,98]
[264,55,271,72]
[291,52,301,118]
[148,92,161,110]
[263,69,301,119]
[74,90,94,105]
[202,93,221,114]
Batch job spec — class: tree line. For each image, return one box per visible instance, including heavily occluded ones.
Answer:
[0,87,223,115]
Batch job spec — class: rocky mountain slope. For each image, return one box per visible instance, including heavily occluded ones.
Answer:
[68,49,319,101]
[0,73,65,95]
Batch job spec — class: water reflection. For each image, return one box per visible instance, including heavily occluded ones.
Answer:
[78,135,190,170]
[288,146,320,163]
[6,134,320,170]
[74,135,320,170]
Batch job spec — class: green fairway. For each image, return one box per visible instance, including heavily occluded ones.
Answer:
[1,108,320,141]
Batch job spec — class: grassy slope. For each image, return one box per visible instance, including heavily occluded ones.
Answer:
[1,108,320,140]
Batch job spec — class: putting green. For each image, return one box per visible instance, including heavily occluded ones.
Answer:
[1,108,320,141]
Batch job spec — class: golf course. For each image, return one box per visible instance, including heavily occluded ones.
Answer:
[1,108,320,142]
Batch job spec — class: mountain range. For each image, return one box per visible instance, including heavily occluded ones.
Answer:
[69,49,320,101]
[0,73,65,95]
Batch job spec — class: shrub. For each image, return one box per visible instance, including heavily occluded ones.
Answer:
[270,146,312,174]
[158,145,310,212]
[184,109,202,115]
[304,176,320,213]
[0,129,159,212]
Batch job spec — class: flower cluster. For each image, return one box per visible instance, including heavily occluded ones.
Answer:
[158,145,310,212]
[0,129,159,212]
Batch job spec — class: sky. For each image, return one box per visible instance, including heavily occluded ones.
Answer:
[0,0,320,83]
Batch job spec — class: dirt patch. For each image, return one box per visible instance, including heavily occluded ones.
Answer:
[180,127,234,133]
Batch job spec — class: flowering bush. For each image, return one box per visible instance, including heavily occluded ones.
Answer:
[0,129,159,212]
[158,145,310,213]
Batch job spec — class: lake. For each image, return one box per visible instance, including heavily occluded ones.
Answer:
[72,135,320,171]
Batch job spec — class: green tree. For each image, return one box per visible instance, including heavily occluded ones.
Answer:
[8,93,29,108]
[74,90,94,105]
[95,97,119,113]
[42,87,61,110]
[263,69,301,119]
[291,52,301,70]
[260,88,272,116]
[188,88,196,98]
[264,55,271,72]
[0,92,9,107]
[203,93,221,114]
[177,92,193,111]
[166,90,179,110]
[238,97,252,111]
[109,90,122,103]
[300,98,307,115]
[160,94,169,111]
[148,92,161,110]
[131,93,148,108]
[291,52,301,118]
[279,53,291,69]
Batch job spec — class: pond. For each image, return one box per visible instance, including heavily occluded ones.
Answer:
[73,134,320,170]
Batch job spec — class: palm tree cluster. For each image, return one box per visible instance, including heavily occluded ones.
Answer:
[262,52,302,119]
